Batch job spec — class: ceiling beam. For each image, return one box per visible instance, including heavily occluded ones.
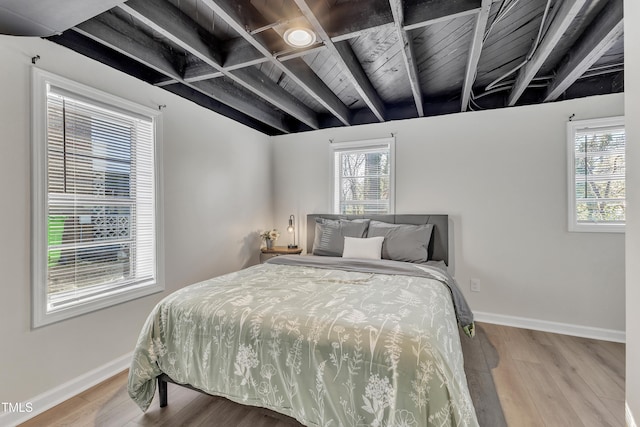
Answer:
[74,14,177,81]
[507,0,586,106]
[74,13,293,134]
[293,0,386,122]
[200,0,352,126]
[324,0,394,42]
[328,0,482,41]
[156,44,326,87]
[461,0,491,112]
[222,37,270,70]
[544,0,623,102]
[403,0,481,31]
[118,0,319,130]
[388,0,424,117]
[182,63,223,82]
[161,83,285,135]
[158,0,484,85]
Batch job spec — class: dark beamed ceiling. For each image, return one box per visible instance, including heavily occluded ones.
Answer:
[42,0,625,135]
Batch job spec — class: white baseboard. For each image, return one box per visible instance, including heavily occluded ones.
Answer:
[474,311,625,343]
[0,352,132,427]
[628,402,638,427]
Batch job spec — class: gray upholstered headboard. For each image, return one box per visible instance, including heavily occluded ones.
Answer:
[306,214,449,265]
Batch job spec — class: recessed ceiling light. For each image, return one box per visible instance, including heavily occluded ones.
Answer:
[283,27,316,48]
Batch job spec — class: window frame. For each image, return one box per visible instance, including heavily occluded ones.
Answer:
[567,116,625,233]
[31,68,164,328]
[330,137,396,215]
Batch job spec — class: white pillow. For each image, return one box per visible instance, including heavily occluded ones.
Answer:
[342,236,384,260]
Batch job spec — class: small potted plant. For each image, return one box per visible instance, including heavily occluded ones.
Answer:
[260,229,280,249]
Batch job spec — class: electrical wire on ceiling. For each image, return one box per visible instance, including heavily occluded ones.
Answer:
[484,0,553,92]
[467,0,553,111]
[483,0,522,43]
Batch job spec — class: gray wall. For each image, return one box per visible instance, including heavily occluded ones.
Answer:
[272,94,625,334]
[0,35,272,403]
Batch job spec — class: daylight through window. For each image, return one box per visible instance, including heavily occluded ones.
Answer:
[568,116,625,232]
[32,69,163,327]
[332,138,395,215]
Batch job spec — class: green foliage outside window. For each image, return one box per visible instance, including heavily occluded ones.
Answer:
[574,129,625,223]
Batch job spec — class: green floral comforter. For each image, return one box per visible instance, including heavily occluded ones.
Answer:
[128,258,478,426]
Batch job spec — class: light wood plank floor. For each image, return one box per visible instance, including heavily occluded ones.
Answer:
[19,322,625,427]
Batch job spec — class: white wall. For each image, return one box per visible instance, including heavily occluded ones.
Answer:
[272,94,625,334]
[0,35,272,405]
[624,0,640,422]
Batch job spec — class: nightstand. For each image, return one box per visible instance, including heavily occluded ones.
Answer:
[260,246,303,263]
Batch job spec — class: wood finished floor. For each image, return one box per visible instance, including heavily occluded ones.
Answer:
[19,322,625,427]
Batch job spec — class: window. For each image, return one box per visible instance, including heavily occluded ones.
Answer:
[32,69,164,327]
[567,116,625,232]
[332,137,395,214]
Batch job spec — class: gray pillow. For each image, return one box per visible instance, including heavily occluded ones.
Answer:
[312,218,370,257]
[366,221,434,263]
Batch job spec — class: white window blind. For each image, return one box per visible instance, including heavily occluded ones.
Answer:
[567,117,625,232]
[32,69,163,327]
[332,138,395,214]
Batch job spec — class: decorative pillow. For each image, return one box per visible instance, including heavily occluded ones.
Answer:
[366,221,434,263]
[312,218,370,257]
[342,236,384,260]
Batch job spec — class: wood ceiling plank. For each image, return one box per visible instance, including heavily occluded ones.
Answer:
[475,6,549,88]
[277,59,351,124]
[482,0,543,44]
[74,14,179,80]
[481,24,542,62]
[62,0,624,134]
[293,0,386,121]
[461,0,491,111]
[389,0,424,116]
[302,49,362,108]
[363,42,404,79]
[325,0,394,42]
[276,44,326,61]
[119,0,223,64]
[412,16,474,97]
[183,62,223,82]
[152,0,494,87]
[368,53,413,102]
[351,27,412,102]
[544,0,623,102]
[163,82,286,134]
[416,17,474,70]
[223,38,270,70]
[421,44,471,81]
[507,0,587,106]
[335,40,387,120]
[119,0,320,129]
[166,43,326,86]
[73,14,293,133]
[403,0,481,31]
[315,0,483,42]
[229,67,321,122]
[351,27,406,88]
[200,0,352,126]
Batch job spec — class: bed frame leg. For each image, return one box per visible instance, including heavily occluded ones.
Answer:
[158,376,168,408]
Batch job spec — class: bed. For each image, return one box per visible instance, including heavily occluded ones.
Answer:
[128,214,478,426]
